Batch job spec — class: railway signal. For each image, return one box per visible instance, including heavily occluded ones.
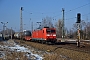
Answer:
[76,13,81,47]
[77,13,81,23]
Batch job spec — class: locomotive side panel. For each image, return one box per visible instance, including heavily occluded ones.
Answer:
[32,30,43,40]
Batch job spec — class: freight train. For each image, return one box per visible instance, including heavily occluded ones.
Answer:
[14,27,57,43]
[14,30,31,40]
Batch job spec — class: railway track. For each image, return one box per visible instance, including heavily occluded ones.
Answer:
[15,39,90,54]
[54,39,90,53]
[50,42,90,54]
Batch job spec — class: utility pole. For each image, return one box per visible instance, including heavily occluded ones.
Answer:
[77,23,80,47]
[62,8,65,40]
[1,22,8,40]
[86,16,88,39]
[20,7,23,39]
[30,18,31,31]
[31,22,33,33]
[11,27,12,39]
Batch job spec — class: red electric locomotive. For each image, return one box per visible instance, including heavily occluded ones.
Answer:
[32,27,57,43]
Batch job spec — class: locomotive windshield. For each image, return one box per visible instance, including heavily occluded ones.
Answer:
[46,29,55,33]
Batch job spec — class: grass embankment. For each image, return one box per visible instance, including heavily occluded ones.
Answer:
[17,40,90,60]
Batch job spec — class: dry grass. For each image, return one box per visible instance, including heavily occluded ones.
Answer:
[6,40,90,60]
[0,52,29,60]
[21,40,90,60]
[43,53,68,60]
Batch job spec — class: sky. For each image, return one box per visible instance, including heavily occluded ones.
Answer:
[0,0,90,32]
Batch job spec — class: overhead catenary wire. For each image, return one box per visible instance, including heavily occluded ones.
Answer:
[65,12,90,21]
[23,3,90,21]
[53,2,90,18]
[65,3,90,14]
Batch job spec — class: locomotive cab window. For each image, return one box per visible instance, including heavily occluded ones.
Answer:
[46,29,55,33]
[47,30,51,33]
[51,30,55,33]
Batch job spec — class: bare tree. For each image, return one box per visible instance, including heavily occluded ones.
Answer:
[1,28,15,36]
[72,20,90,39]
[55,19,62,38]
[85,22,90,39]
[40,16,54,29]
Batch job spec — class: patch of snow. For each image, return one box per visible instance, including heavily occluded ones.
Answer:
[9,45,31,52]
[8,44,43,60]
[0,52,5,58]
[0,41,43,60]
[31,53,43,60]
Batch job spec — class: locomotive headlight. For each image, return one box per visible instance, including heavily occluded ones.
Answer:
[53,34,56,36]
[47,34,50,36]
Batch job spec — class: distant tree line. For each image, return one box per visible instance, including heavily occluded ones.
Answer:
[0,28,15,39]
[55,19,90,40]
[40,16,90,40]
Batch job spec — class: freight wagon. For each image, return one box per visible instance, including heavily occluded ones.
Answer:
[14,30,31,40]
[22,30,32,40]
